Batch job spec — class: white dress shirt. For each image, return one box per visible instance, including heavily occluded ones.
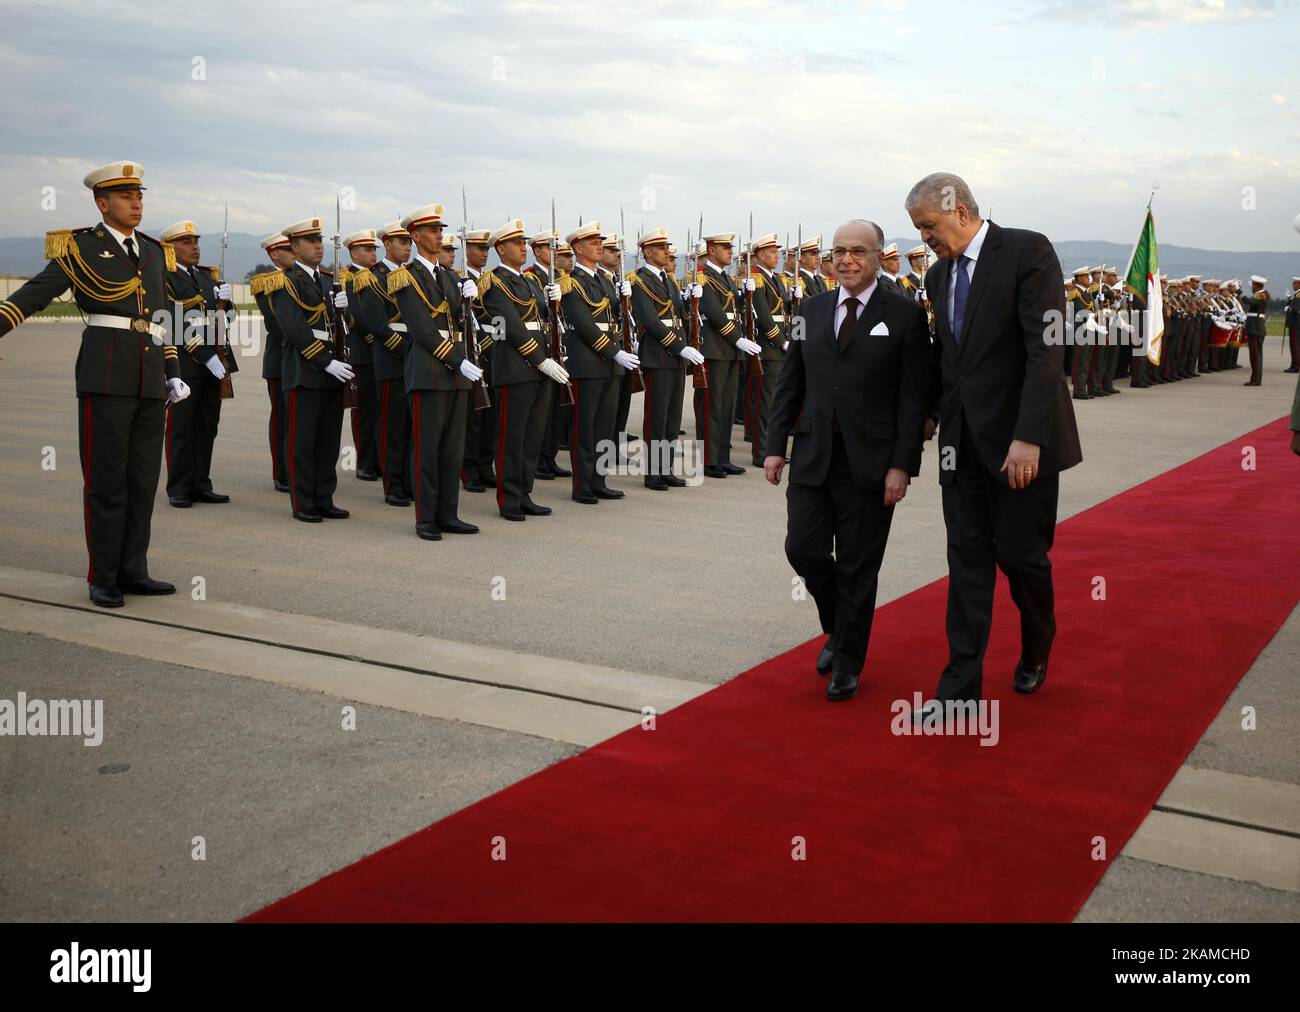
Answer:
[947,218,989,328]
[103,222,139,260]
[834,278,878,333]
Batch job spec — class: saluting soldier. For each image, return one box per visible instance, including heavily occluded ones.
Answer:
[525,230,573,482]
[1242,275,1270,386]
[460,227,498,493]
[0,161,188,607]
[694,231,761,478]
[341,229,381,482]
[744,233,787,468]
[388,203,483,540]
[479,219,571,519]
[265,216,355,522]
[160,218,237,507]
[1284,276,1300,374]
[251,233,295,492]
[798,236,826,296]
[629,227,702,489]
[560,221,638,503]
[358,221,415,507]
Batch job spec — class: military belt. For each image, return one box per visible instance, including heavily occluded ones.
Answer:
[86,314,168,342]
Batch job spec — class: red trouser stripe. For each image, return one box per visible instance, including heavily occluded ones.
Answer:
[287,390,299,512]
[82,399,94,584]
[411,393,422,522]
[570,382,581,494]
[268,380,282,481]
[165,402,174,481]
[495,386,509,511]
[642,371,652,445]
[378,381,391,495]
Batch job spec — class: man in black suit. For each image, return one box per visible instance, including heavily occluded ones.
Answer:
[905,173,1082,708]
[764,219,930,701]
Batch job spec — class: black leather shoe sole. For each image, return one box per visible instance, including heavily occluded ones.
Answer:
[499,510,526,521]
[703,467,728,478]
[194,491,231,503]
[643,480,668,491]
[535,471,556,480]
[356,470,380,481]
[385,496,412,507]
[169,498,193,508]
[664,475,687,487]
[721,463,746,475]
[119,579,175,595]
[319,507,350,519]
[1013,662,1048,694]
[89,585,124,608]
[593,487,624,499]
[521,501,552,516]
[416,524,442,540]
[572,492,599,504]
[551,466,572,478]
[826,673,859,701]
[462,481,486,493]
[293,511,323,523]
[439,520,480,534]
[274,481,292,493]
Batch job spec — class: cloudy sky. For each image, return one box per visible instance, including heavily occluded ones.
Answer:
[2,0,1298,252]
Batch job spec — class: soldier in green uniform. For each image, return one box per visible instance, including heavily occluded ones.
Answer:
[628,227,700,489]
[1242,275,1270,386]
[389,203,483,539]
[560,221,638,503]
[743,232,787,467]
[0,161,187,607]
[1068,266,1096,398]
[1088,266,1118,394]
[250,233,295,492]
[479,219,570,519]
[525,230,573,482]
[340,229,381,482]
[160,218,237,507]
[460,227,497,493]
[1284,276,1300,373]
[265,216,354,522]
[876,242,903,296]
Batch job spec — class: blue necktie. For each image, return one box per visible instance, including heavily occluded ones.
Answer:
[952,254,972,346]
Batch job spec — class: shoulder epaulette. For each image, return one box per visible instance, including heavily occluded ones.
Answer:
[1067,289,1079,303]
[477,270,495,299]
[160,242,176,272]
[261,270,287,294]
[337,267,351,285]
[387,266,412,294]
[45,229,76,259]
[349,267,373,292]
[559,274,576,295]
[249,273,265,296]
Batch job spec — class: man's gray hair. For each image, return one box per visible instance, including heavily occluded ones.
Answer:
[839,218,885,247]
[904,173,981,218]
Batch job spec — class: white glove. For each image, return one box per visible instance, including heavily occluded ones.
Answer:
[792,283,804,299]
[735,337,762,356]
[215,282,233,302]
[459,358,484,383]
[614,349,640,371]
[743,278,756,292]
[618,280,632,297]
[324,359,354,383]
[166,378,190,403]
[679,346,705,366]
[692,283,704,298]
[333,290,348,309]
[460,279,477,299]
[539,358,570,385]
[205,356,227,380]
[545,283,562,301]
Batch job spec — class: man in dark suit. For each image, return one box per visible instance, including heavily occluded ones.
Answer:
[905,172,1082,709]
[764,219,930,701]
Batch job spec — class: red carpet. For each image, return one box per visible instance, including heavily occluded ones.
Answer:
[248,418,1300,922]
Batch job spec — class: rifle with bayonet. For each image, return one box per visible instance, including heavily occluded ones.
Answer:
[327,195,357,409]
[214,203,235,399]
[687,216,707,389]
[741,217,763,380]
[788,223,803,348]
[617,207,644,394]
[459,188,490,411]
[547,199,574,406]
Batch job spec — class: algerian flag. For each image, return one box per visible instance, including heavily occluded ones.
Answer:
[1123,208,1163,364]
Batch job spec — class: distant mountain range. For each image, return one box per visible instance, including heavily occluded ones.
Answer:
[2,232,1298,287]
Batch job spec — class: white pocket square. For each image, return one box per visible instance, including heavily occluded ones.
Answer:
[869,322,889,336]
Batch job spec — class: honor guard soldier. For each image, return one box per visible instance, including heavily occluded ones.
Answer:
[437,233,458,271]
[1243,275,1269,386]
[1068,266,1097,398]
[161,219,237,507]
[602,233,637,448]
[1284,276,1300,373]
[820,249,838,288]
[877,242,903,295]
[560,221,637,502]
[797,236,827,296]
[389,203,483,539]
[744,232,787,468]
[479,219,571,519]
[629,227,702,488]
[526,230,573,481]
[252,233,295,492]
[899,245,926,299]
[341,229,382,482]
[359,221,415,506]
[461,227,498,493]
[695,231,760,478]
[0,161,188,607]
[265,216,355,522]
[1097,265,1121,393]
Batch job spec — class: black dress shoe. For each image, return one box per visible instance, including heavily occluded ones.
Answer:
[169,496,193,508]
[721,462,746,475]
[416,522,441,540]
[643,478,669,491]
[752,458,765,468]
[815,642,834,676]
[499,508,526,521]
[664,475,687,487]
[535,467,556,481]
[118,577,176,595]
[356,470,380,481]
[294,510,323,523]
[385,494,412,507]
[193,490,230,503]
[479,471,497,486]
[318,504,350,519]
[1073,392,1091,400]
[439,518,480,534]
[463,478,486,493]
[550,464,572,478]
[274,480,292,493]
[572,491,599,504]
[703,466,728,478]
[89,585,124,608]
[826,670,859,701]
[521,498,552,516]
[593,486,624,499]
[1013,659,1048,694]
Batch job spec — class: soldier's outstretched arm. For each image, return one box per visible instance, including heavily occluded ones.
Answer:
[0,260,74,338]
